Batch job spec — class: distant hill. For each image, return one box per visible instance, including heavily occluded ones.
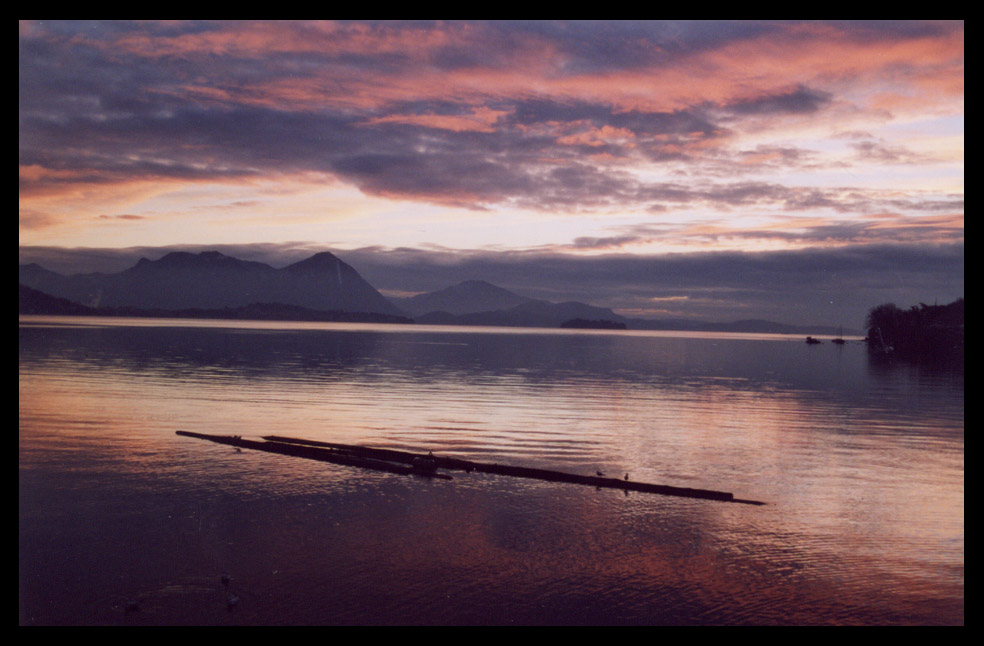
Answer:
[427,299,628,328]
[19,284,97,315]
[19,250,406,318]
[398,280,625,328]
[399,280,855,334]
[19,284,412,324]
[392,280,533,317]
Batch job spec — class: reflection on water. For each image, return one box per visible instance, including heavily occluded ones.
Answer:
[20,317,963,625]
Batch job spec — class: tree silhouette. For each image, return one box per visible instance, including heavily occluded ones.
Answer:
[865,298,963,361]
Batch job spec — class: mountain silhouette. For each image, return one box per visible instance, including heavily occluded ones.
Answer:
[394,279,533,317]
[19,284,97,316]
[402,280,628,328]
[19,251,405,317]
[20,253,859,334]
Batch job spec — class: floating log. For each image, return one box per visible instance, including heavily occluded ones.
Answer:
[262,435,765,505]
[176,431,764,504]
[175,431,453,480]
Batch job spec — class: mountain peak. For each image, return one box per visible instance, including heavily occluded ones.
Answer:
[400,279,532,317]
[127,251,273,273]
[134,250,261,271]
[284,251,341,272]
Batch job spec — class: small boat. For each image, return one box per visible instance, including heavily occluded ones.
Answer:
[831,327,846,344]
[806,336,822,344]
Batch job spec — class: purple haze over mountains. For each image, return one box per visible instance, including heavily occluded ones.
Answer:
[20,250,857,333]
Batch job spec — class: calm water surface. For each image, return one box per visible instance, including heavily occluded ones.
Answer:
[19,316,963,625]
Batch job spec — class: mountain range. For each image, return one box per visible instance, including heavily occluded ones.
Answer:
[20,250,404,318]
[19,250,855,334]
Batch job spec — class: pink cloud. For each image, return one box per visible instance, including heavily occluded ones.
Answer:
[52,21,959,124]
[97,214,146,220]
[557,125,637,148]
[362,106,510,133]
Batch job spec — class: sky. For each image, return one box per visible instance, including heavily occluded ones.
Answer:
[19,20,964,327]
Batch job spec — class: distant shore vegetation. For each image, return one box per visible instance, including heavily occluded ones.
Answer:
[865,298,963,363]
[559,318,628,330]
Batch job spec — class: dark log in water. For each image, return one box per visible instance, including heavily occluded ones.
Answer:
[175,431,453,480]
[177,431,764,504]
[260,434,765,505]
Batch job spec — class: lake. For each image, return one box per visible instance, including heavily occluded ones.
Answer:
[18,316,964,625]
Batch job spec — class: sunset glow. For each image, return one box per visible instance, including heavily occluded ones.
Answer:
[19,20,963,326]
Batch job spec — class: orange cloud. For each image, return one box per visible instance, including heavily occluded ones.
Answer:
[20,164,87,183]
[557,125,636,147]
[362,106,511,133]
